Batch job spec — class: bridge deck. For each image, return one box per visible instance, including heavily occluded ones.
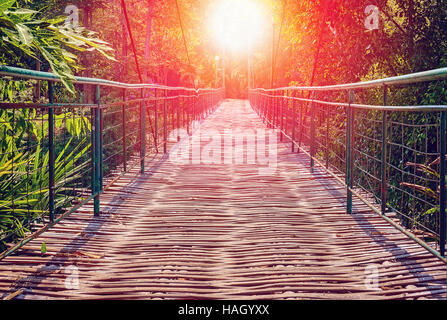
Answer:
[0,100,446,300]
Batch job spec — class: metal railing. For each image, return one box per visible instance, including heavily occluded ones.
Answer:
[0,65,224,258]
[249,67,447,261]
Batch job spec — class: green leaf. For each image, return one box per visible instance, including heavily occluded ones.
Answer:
[0,0,16,13]
[15,23,33,45]
[41,241,46,254]
[8,8,38,16]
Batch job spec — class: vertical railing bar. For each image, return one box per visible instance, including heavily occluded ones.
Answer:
[279,90,285,142]
[346,90,355,215]
[186,92,190,135]
[274,90,278,129]
[291,90,296,152]
[91,89,96,215]
[266,93,270,127]
[99,86,103,192]
[298,90,303,153]
[154,89,158,151]
[177,90,180,141]
[140,88,146,174]
[264,93,270,128]
[122,88,127,172]
[93,84,101,216]
[182,90,185,131]
[164,88,167,154]
[381,85,388,215]
[326,100,330,169]
[439,110,446,257]
[310,91,315,172]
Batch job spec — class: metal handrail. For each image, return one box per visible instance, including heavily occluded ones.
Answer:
[0,65,219,92]
[252,67,447,91]
[249,67,447,261]
[0,66,225,259]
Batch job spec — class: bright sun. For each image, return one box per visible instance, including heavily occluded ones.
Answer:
[210,0,266,51]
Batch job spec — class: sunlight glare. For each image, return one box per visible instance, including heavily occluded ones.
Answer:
[210,0,266,51]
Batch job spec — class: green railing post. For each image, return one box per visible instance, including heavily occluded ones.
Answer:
[193,90,196,122]
[186,93,190,135]
[154,89,158,149]
[280,90,284,142]
[381,85,388,215]
[98,86,103,192]
[291,90,296,152]
[140,89,146,173]
[310,91,315,172]
[265,92,268,124]
[297,91,303,154]
[48,81,55,223]
[325,102,330,169]
[268,93,272,127]
[177,90,180,141]
[93,85,101,216]
[346,90,355,215]
[164,88,168,154]
[266,94,270,126]
[122,89,127,172]
[440,111,446,257]
[274,91,278,128]
[91,99,96,212]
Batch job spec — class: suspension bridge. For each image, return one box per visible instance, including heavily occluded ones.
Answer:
[0,66,446,300]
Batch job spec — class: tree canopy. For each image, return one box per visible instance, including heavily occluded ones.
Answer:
[1,0,446,94]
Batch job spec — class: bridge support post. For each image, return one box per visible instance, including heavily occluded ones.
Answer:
[122,89,127,172]
[325,102,330,169]
[346,90,355,215]
[140,88,146,174]
[280,90,284,142]
[177,90,180,141]
[440,111,446,257]
[274,91,278,129]
[154,89,158,149]
[381,86,388,215]
[48,81,55,223]
[99,87,103,192]
[298,90,303,154]
[93,84,101,216]
[310,92,315,172]
[291,90,296,153]
[186,93,190,135]
[164,89,167,154]
[263,93,267,124]
[263,92,267,123]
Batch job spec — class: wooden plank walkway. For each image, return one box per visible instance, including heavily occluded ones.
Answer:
[0,100,446,300]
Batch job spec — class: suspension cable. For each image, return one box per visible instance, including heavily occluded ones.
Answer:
[175,0,191,66]
[120,0,157,151]
[273,0,286,87]
[120,0,143,83]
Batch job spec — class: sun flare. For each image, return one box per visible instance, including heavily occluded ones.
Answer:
[210,0,266,51]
